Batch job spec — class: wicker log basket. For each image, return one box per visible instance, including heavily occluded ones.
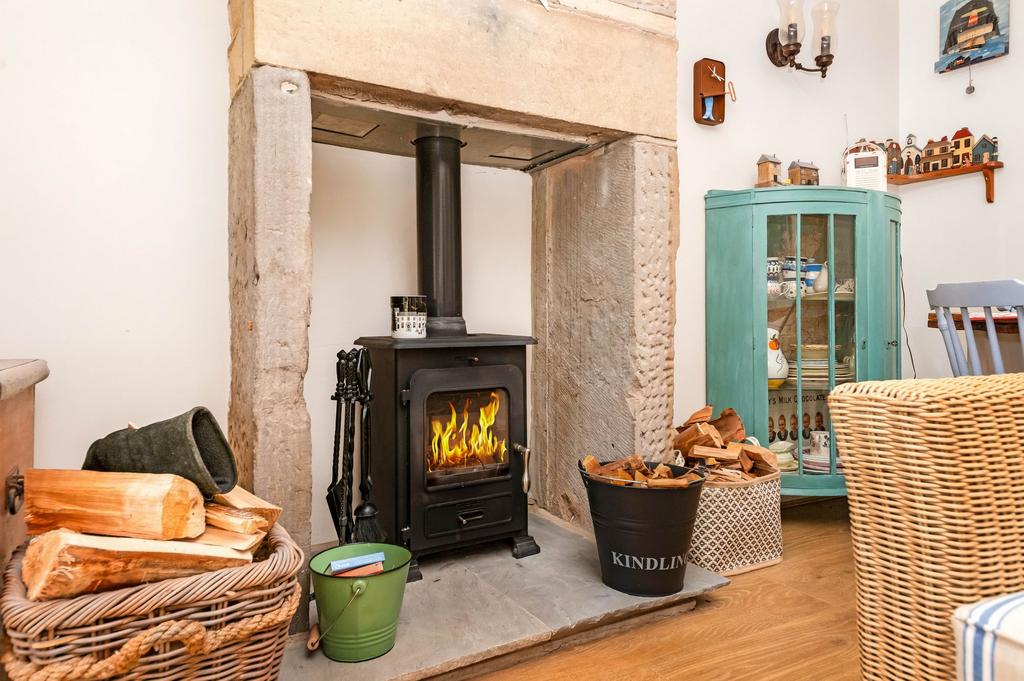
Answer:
[687,470,783,576]
[1,525,303,681]
[829,374,1024,681]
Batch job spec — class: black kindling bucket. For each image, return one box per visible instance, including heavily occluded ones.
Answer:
[579,461,705,597]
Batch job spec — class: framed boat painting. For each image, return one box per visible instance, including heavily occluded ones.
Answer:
[936,0,1010,73]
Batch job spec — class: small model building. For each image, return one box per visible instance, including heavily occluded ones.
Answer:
[900,136,923,175]
[789,160,819,186]
[756,154,783,187]
[884,139,903,175]
[973,134,999,164]
[951,127,974,167]
[922,136,953,172]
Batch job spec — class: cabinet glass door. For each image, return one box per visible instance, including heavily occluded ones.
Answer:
[766,212,856,481]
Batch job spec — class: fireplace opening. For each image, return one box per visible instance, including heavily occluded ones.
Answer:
[426,388,510,487]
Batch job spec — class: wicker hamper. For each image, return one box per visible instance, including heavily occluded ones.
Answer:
[1,524,303,681]
[687,470,782,576]
[829,374,1024,681]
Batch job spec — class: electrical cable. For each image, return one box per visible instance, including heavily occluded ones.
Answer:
[900,253,918,378]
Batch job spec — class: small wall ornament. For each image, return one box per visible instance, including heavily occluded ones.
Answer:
[693,58,735,126]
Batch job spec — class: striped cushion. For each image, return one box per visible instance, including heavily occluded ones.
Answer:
[955,592,1024,681]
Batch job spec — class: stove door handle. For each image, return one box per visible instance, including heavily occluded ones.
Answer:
[513,443,530,495]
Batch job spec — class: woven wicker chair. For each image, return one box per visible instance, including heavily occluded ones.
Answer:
[829,374,1024,681]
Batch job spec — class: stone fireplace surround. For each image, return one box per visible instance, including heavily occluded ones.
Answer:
[227,0,679,629]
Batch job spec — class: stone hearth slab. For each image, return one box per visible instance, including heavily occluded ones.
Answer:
[281,511,728,680]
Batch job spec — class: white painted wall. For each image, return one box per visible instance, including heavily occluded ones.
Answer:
[898,0,1022,379]
[0,2,230,467]
[674,0,900,419]
[306,145,532,544]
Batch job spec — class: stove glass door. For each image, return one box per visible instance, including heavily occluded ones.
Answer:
[424,387,510,487]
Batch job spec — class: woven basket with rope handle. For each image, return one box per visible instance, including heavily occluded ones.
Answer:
[2,524,303,681]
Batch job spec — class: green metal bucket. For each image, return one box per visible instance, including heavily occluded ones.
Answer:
[309,543,412,662]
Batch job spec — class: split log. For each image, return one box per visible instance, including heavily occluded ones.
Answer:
[681,405,713,429]
[691,445,739,463]
[742,443,778,468]
[582,455,601,474]
[648,477,692,488]
[22,529,251,600]
[709,408,746,443]
[739,449,754,473]
[204,504,269,534]
[211,486,282,527]
[671,423,723,456]
[187,526,266,552]
[23,469,204,540]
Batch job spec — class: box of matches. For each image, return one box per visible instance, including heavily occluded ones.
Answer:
[329,551,385,576]
[335,561,384,577]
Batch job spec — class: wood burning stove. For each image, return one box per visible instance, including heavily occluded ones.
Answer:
[356,133,538,580]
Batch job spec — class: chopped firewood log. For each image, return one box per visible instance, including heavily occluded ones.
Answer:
[23,469,204,541]
[652,464,673,479]
[681,405,713,428]
[741,444,778,468]
[187,526,266,552]
[709,408,746,443]
[211,486,282,527]
[608,470,634,486]
[671,423,723,456]
[726,441,745,457]
[691,445,740,463]
[205,504,269,534]
[633,470,647,482]
[739,449,754,473]
[582,455,601,474]
[22,529,252,600]
[648,477,693,488]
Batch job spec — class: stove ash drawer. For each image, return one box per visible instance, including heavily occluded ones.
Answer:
[424,493,514,538]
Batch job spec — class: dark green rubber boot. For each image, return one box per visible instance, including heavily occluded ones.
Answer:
[83,406,237,497]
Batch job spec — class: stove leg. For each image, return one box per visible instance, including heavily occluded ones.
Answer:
[511,534,540,559]
[407,558,423,583]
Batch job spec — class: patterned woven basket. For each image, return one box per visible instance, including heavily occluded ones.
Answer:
[830,374,1024,681]
[1,524,303,681]
[687,470,782,576]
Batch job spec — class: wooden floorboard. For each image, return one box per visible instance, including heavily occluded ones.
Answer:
[476,498,859,681]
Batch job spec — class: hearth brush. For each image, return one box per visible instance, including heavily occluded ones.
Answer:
[352,348,385,543]
[327,349,360,544]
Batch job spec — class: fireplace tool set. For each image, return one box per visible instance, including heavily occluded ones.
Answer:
[328,347,384,545]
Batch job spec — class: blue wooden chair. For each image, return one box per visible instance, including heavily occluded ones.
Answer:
[926,279,1024,376]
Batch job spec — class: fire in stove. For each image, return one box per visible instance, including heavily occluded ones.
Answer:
[427,389,510,484]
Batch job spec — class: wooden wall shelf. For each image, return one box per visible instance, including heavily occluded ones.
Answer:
[887,161,1004,203]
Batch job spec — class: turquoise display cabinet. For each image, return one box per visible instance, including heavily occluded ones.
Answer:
[705,187,901,496]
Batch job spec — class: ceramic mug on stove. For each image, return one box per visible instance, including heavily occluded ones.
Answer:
[391,295,428,339]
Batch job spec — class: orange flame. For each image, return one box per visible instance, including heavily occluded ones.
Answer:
[429,392,508,472]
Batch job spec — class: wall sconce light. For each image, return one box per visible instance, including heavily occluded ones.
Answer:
[766,0,839,78]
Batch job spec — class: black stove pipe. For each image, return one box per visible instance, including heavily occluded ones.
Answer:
[415,135,467,336]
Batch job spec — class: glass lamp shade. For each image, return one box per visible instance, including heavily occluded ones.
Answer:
[812,1,839,57]
[777,0,806,45]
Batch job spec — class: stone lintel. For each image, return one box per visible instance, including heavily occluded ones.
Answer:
[230,0,677,140]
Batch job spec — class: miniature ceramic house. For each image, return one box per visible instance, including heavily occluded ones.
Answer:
[951,127,974,167]
[884,139,902,175]
[973,134,999,164]
[756,154,783,187]
[901,137,923,175]
[922,137,953,173]
[788,160,819,186]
